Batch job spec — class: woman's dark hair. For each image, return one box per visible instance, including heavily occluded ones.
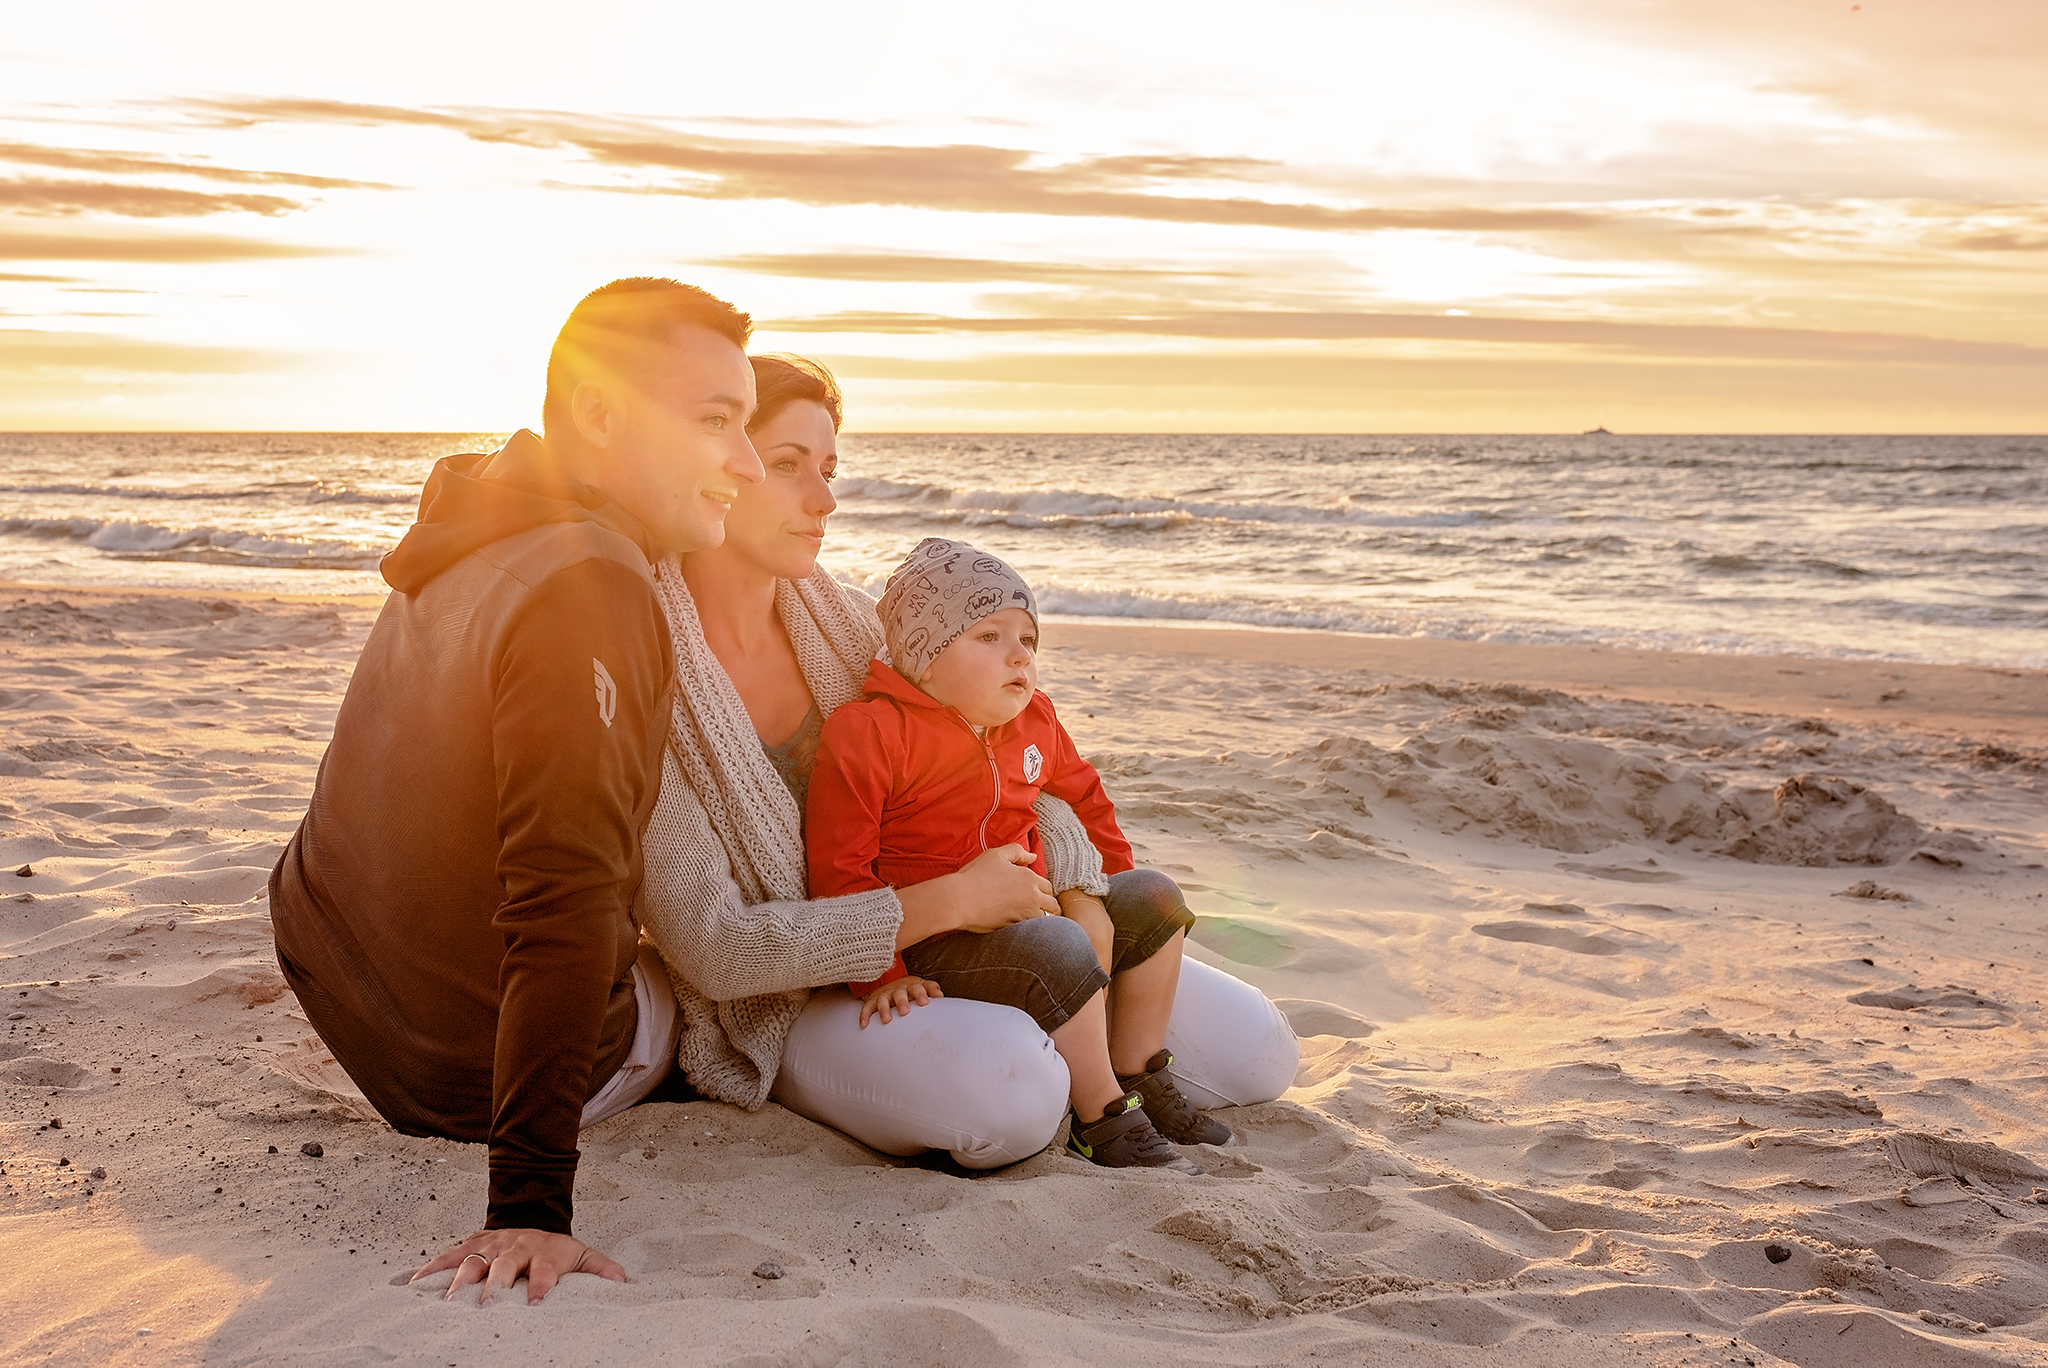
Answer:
[748,353,843,433]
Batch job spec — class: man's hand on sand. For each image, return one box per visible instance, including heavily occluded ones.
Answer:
[412,1228,625,1304]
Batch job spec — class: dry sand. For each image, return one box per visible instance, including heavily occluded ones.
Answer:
[3,583,2046,1367]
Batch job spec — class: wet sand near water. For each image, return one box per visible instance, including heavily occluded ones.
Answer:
[1050,620,2048,747]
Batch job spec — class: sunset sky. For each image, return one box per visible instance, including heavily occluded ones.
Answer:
[4,0,2044,432]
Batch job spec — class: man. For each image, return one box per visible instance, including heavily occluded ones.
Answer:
[269,278,761,1303]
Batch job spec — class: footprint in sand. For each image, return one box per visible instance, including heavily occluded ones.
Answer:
[1274,998,1377,1039]
[1189,916,1372,973]
[0,1057,92,1088]
[46,800,111,817]
[1848,985,2012,1029]
[1471,920,1656,957]
[1190,916,1295,966]
[1556,861,1682,883]
[91,807,174,825]
[1885,1133,2048,1197]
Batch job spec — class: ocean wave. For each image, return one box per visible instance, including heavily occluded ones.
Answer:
[2,431,2037,669]
[839,505,1198,533]
[1699,553,1765,573]
[0,516,385,571]
[1032,584,1427,637]
[827,570,1990,662]
[832,476,1492,531]
[1022,583,2035,665]
[299,481,417,505]
[0,481,266,502]
[1699,551,1882,579]
[0,479,415,505]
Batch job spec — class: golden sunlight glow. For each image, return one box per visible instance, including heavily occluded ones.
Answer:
[1,0,2044,431]
[0,1215,260,1360]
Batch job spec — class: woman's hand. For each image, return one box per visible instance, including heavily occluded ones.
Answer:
[411,1228,626,1304]
[952,845,1062,931]
[897,844,1060,945]
[857,975,943,1028]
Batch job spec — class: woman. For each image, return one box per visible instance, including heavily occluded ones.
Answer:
[636,355,1297,1167]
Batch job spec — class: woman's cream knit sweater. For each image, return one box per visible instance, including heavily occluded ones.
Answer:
[636,562,1107,1109]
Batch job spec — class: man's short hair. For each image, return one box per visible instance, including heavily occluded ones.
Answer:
[542,277,753,448]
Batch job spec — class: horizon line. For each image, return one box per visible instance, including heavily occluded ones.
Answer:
[3,428,2046,439]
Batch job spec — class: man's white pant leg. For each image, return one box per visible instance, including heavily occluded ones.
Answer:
[772,990,1071,1169]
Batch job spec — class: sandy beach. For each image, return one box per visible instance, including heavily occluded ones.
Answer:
[4,583,2046,1367]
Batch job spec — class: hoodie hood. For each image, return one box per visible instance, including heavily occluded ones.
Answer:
[860,657,946,711]
[379,430,655,595]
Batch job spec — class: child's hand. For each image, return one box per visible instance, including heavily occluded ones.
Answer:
[858,976,944,1028]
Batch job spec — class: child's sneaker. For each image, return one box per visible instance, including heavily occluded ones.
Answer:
[1066,1093,1203,1174]
[1117,1050,1233,1147]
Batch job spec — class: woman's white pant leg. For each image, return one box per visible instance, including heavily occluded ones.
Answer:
[580,939,682,1129]
[1163,957,1300,1109]
[772,990,1071,1169]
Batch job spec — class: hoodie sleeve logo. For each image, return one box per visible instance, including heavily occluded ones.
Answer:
[1021,743,1043,784]
[593,658,617,728]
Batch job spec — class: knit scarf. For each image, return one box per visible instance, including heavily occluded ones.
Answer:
[650,559,882,909]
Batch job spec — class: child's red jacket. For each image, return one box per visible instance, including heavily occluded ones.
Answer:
[805,658,1134,991]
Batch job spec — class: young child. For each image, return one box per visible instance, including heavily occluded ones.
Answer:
[805,536,1230,1172]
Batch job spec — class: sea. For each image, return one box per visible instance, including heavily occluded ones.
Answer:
[1,432,2042,668]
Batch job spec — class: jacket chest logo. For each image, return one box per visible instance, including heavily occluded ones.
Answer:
[1021,743,1043,784]
[593,658,617,728]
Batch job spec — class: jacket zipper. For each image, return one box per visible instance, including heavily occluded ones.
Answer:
[954,711,1003,852]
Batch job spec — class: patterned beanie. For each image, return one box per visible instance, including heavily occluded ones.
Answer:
[877,537,1039,683]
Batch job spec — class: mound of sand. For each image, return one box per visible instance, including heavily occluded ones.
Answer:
[1286,725,1932,866]
[1105,679,1984,870]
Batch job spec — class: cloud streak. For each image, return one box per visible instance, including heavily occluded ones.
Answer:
[195,99,1612,235]
[0,142,383,191]
[0,328,291,374]
[707,251,1245,286]
[764,310,2048,369]
[180,96,2048,283]
[0,226,345,263]
[0,178,301,218]
[826,350,2048,418]
[194,99,2048,268]
[576,144,1604,234]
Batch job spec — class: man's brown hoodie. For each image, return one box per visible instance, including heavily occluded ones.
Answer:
[270,430,673,1234]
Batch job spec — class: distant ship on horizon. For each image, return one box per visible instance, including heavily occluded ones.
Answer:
[1583,425,1613,435]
